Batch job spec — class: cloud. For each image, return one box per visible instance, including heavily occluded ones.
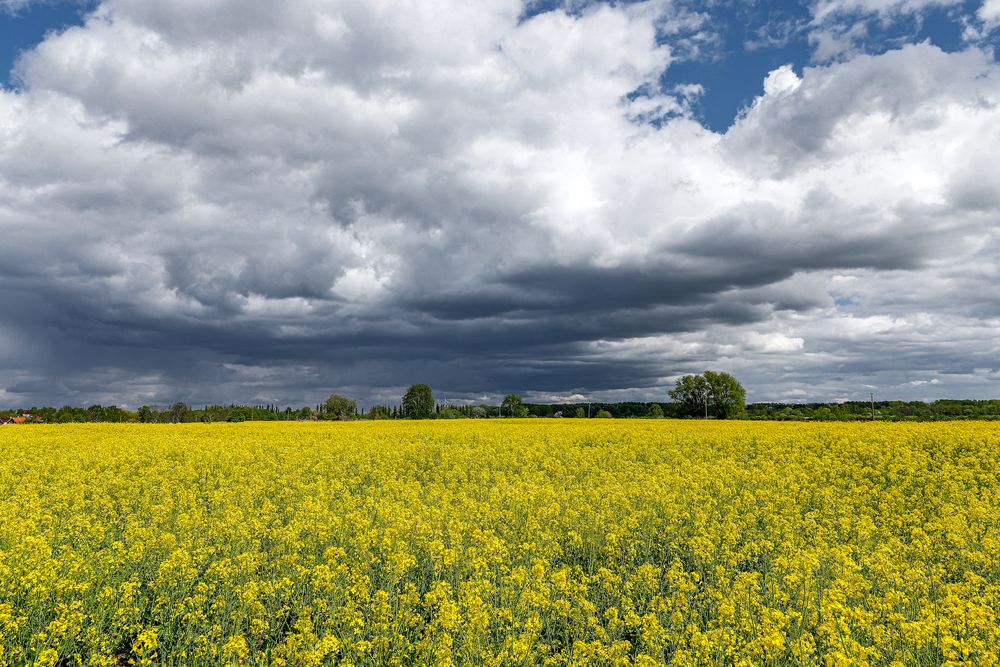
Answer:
[744,16,809,52]
[806,0,965,61]
[0,0,91,16]
[812,0,960,23]
[0,0,33,13]
[762,65,802,96]
[808,21,870,61]
[0,2,998,405]
[979,0,1000,24]
[907,378,942,385]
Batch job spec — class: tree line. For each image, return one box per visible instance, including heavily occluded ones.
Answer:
[3,373,998,423]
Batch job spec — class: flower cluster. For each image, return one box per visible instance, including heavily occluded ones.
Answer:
[0,420,997,666]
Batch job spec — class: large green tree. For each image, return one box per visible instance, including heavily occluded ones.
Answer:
[669,371,745,419]
[402,384,435,419]
[703,371,746,419]
[324,394,357,420]
[668,374,710,418]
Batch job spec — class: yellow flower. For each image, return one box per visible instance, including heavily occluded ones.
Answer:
[1,421,997,666]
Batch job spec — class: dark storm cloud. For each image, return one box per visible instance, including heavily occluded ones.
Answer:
[1,0,999,407]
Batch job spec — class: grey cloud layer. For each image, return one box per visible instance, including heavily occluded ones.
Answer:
[0,0,998,406]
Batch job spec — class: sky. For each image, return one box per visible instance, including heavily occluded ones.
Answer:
[0,0,999,409]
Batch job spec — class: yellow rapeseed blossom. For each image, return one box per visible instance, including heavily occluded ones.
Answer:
[0,420,998,665]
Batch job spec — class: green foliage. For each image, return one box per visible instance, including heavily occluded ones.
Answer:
[169,402,190,423]
[668,374,710,418]
[743,400,1000,422]
[402,384,435,419]
[6,396,1000,425]
[669,371,746,419]
[369,405,391,420]
[814,406,833,420]
[704,371,746,419]
[324,394,357,420]
[501,393,528,417]
[648,404,664,418]
[595,410,613,419]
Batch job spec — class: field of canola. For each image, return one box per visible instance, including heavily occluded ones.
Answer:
[1,420,998,667]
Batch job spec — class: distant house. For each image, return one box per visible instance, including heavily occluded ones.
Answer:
[3,414,39,424]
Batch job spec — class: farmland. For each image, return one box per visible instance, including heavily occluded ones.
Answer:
[1,421,998,666]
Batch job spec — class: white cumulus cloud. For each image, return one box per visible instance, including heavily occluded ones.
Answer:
[979,0,1000,23]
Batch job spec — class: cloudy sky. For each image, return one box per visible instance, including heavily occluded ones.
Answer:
[0,0,998,408]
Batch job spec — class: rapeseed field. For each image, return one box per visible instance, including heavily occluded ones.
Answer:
[0,420,997,666]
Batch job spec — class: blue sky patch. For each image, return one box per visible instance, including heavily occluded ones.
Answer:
[0,0,96,88]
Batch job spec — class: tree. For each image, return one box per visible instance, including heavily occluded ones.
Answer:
[669,372,746,419]
[324,394,357,420]
[501,393,527,417]
[668,374,710,418]
[402,384,435,419]
[573,407,586,418]
[648,404,664,418]
[369,405,391,420]
[813,406,833,421]
[169,402,190,423]
[703,371,746,419]
[595,410,613,418]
